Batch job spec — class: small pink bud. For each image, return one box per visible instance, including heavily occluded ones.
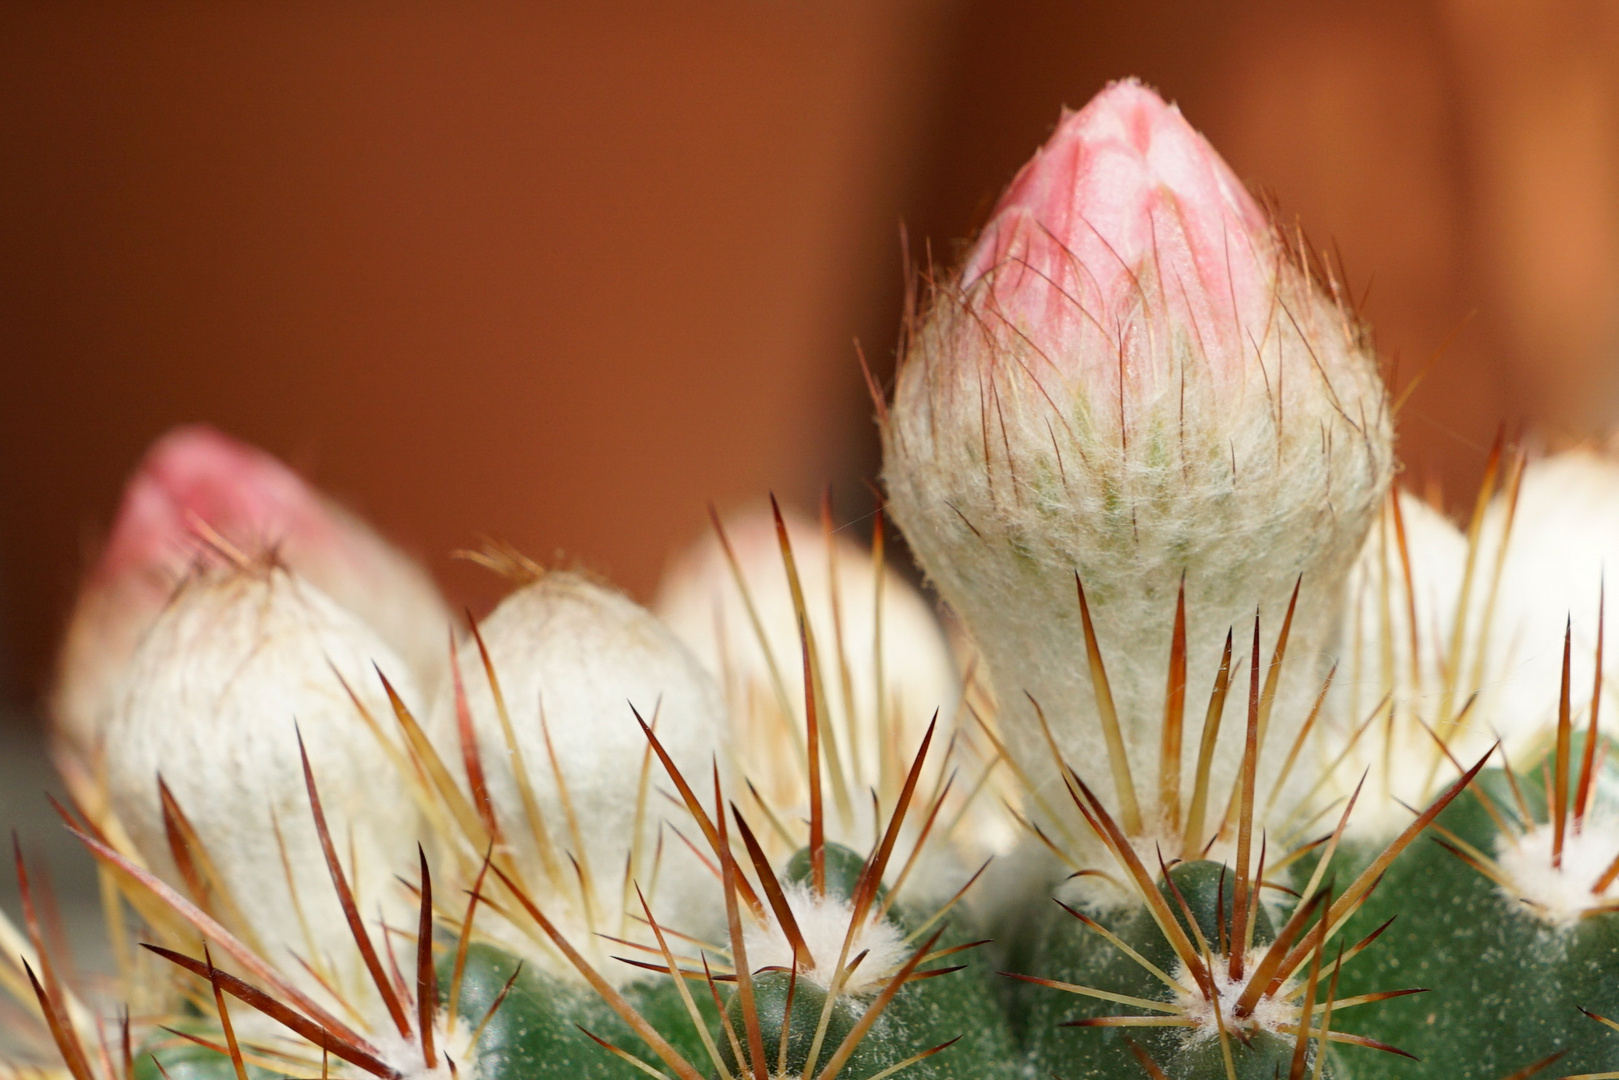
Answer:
[883,81,1393,851]
[53,426,449,756]
[959,80,1272,401]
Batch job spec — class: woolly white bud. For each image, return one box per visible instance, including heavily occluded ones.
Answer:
[435,570,729,977]
[1475,449,1619,745]
[53,426,450,759]
[103,562,423,1007]
[656,510,956,816]
[1326,490,1469,834]
[656,506,1015,910]
[882,81,1393,847]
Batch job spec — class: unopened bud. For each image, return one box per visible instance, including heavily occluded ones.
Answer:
[655,506,1007,902]
[656,509,958,821]
[436,569,729,975]
[53,426,450,758]
[103,562,423,1001]
[1480,449,1619,745]
[882,81,1393,842]
[1328,490,1469,833]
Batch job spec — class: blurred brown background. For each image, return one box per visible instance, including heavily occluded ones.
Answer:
[3,0,1619,715]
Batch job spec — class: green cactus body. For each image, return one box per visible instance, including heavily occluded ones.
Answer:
[1331,737,1619,1077]
[450,842,1016,1080]
[131,1033,276,1080]
[750,843,1021,1080]
[450,941,718,1080]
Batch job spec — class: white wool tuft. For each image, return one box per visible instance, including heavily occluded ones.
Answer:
[743,884,910,995]
[1171,954,1300,1046]
[373,1018,480,1080]
[1496,819,1619,928]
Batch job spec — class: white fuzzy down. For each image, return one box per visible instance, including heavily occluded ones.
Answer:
[883,241,1393,861]
[1497,819,1619,928]
[431,572,729,979]
[373,1020,479,1080]
[52,442,450,760]
[743,884,910,995]
[103,564,423,1012]
[1171,954,1299,1045]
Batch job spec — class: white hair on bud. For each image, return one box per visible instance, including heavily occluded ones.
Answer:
[742,884,910,995]
[434,570,729,981]
[103,562,423,1017]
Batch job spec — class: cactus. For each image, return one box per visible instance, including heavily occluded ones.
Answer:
[8,77,1619,1080]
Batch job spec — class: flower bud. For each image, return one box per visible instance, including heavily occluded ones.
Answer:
[655,506,1012,907]
[656,509,958,817]
[882,81,1393,843]
[103,562,423,1000]
[1479,448,1619,743]
[435,569,730,975]
[53,425,450,758]
[1326,490,1469,834]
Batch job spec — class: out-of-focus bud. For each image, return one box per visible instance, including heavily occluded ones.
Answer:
[103,562,423,1006]
[435,568,730,977]
[882,81,1393,845]
[655,509,958,822]
[1478,448,1619,744]
[655,506,1009,904]
[1326,490,1469,834]
[52,425,450,758]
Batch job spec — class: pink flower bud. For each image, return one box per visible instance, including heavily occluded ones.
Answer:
[958,80,1272,403]
[883,81,1393,850]
[52,426,449,757]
